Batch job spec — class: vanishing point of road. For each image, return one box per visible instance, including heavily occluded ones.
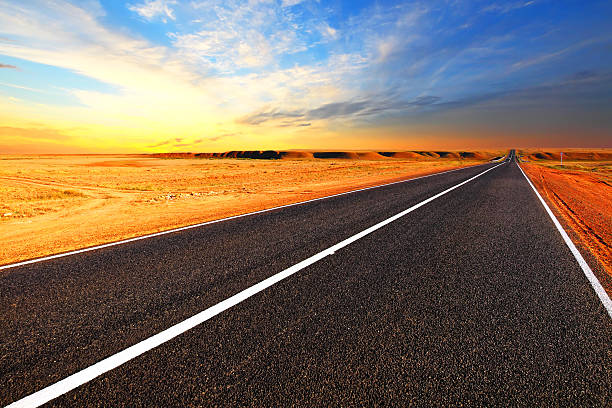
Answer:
[1,150,610,406]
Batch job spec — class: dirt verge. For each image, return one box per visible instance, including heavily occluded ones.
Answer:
[521,162,612,294]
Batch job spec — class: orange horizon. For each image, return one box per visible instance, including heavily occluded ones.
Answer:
[2,147,611,156]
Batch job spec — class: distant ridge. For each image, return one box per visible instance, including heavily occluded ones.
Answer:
[147,150,498,160]
[523,151,612,161]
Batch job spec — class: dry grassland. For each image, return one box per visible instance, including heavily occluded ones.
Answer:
[1,152,499,265]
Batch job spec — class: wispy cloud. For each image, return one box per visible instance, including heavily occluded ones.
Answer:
[1,0,611,151]
[0,1,201,91]
[206,132,239,142]
[170,0,322,73]
[147,137,203,148]
[567,70,599,82]
[128,0,177,23]
[0,82,48,93]
[238,108,303,125]
[279,122,311,127]
[147,140,171,148]
[281,0,305,7]
[482,1,537,14]
[319,23,339,41]
[239,95,441,125]
[511,37,609,70]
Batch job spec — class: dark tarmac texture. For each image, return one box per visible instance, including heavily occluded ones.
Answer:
[1,151,610,406]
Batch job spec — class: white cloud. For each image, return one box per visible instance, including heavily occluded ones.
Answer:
[0,1,199,91]
[0,0,373,141]
[281,0,305,7]
[0,82,49,94]
[128,0,177,23]
[0,0,445,139]
[171,0,314,73]
[482,1,537,14]
[376,37,397,62]
[319,23,338,40]
[511,37,606,71]
[0,0,227,136]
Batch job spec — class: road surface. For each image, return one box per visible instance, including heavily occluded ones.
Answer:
[1,151,610,406]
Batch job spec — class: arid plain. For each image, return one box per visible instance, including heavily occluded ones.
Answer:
[0,150,501,264]
[3,148,610,291]
[520,149,612,288]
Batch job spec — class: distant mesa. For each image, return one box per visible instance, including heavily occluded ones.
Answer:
[525,151,612,161]
[379,151,421,159]
[146,150,500,161]
[279,151,314,159]
[312,151,386,160]
[378,151,490,160]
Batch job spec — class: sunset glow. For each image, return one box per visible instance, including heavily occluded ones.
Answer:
[1,0,611,153]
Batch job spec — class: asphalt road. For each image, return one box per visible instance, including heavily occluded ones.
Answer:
[1,151,610,406]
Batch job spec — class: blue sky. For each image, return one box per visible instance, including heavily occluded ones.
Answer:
[0,0,611,152]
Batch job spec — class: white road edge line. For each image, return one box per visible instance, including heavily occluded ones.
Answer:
[0,162,490,271]
[5,162,503,408]
[518,163,612,319]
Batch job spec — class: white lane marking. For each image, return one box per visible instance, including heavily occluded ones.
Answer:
[5,163,504,408]
[518,163,612,319]
[0,163,491,271]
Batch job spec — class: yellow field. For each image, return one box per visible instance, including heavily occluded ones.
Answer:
[0,153,500,265]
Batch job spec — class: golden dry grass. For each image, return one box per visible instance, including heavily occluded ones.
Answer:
[0,153,500,265]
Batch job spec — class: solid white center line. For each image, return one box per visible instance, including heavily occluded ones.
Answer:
[6,162,503,408]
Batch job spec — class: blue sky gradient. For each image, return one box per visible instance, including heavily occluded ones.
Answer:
[0,0,611,152]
